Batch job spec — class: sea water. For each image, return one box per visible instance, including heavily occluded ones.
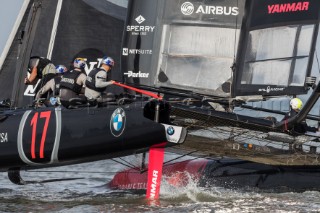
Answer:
[0,157,320,212]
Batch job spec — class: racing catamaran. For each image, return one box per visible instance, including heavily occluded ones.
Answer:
[0,1,186,198]
[121,0,320,166]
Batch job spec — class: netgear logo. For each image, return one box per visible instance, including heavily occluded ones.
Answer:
[268,2,309,14]
[181,2,239,16]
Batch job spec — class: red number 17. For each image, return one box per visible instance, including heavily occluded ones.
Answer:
[30,111,51,159]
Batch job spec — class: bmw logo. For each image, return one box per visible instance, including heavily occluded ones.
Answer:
[167,126,175,136]
[110,108,126,137]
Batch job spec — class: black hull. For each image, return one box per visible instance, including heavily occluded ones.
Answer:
[0,102,186,171]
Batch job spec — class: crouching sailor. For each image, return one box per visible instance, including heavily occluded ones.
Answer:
[85,56,115,104]
[59,58,87,105]
[282,98,320,134]
[35,65,68,100]
[25,56,57,97]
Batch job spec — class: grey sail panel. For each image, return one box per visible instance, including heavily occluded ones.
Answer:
[122,0,246,98]
[0,1,34,105]
[233,0,320,97]
[51,0,127,72]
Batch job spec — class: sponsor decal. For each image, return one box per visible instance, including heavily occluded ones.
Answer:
[84,58,103,75]
[167,126,175,136]
[0,133,8,143]
[110,108,126,137]
[135,15,145,24]
[124,71,149,78]
[181,2,239,16]
[149,170,159,199]
[24,80,41,97]
[258,86,285,93]
[268,2,309,14]
[181,2,194,15]
[122,48,152,56]
[146,142,166,200]
[127,15,155,36]
[60,78,75,84]
[118,183,147,189]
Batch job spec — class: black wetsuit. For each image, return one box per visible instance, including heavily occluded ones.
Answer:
[282,109,318,134]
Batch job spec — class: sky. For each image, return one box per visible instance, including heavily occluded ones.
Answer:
[0,0,24,54]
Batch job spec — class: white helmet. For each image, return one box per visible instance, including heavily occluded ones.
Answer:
[102,56,114,68]
[55,65,68,74]
[290,98,303,111]
[73,58,86,69]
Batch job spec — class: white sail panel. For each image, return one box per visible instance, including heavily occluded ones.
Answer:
[158,25,238,92]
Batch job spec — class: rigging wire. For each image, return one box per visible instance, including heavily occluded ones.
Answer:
[233,0,239,60]
[316,50,320,74]
[111,158,138,171]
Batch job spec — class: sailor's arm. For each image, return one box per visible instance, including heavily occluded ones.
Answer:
[76,73,87,93]
[25,67,38,84]
[95,71,113,88]
[35,79,55,100]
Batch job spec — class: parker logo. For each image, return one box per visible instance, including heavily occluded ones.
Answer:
[135,15,145,24]
[181,2,239,16]
[124,71,149,78]
[0,133,8,143]
[268,2,309,14]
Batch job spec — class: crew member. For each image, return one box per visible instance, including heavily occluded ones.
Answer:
[25,56,56,95]
[59,58,87,102]
[34,65,68,100]
[282,98,319,134]
[85,56,115,103]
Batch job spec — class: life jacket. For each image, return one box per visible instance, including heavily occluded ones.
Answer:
[85,68,107,92]
[59,70,82,94]
[29,56,51,78]
[53,76,62,96]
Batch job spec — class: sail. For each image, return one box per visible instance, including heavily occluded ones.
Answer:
[122,0,246,97]
[0,0,32,106]
[0,0,128,108]
[232,0,320,97]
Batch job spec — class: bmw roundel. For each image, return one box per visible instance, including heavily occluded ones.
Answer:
[167,126,175,136]
[110,108,126,137]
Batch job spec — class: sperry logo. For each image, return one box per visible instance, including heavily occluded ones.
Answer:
[135,15,145,24]
[268,2,309,14]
